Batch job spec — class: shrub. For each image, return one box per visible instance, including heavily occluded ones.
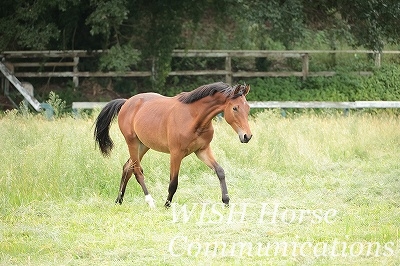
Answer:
[246,64,400,102]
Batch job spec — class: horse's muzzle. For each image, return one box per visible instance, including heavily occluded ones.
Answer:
[239,133,252,143]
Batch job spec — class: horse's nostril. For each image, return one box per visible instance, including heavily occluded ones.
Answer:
[243,134,252,143]
[245,134,252,142]
[239,133,252,143]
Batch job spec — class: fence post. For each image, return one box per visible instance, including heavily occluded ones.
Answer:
[73,56,79,87]
[302,53,309,80]
[225,55,232,84]
[3,62,13,95]
[374,52,381,67]
[22,81,34,108]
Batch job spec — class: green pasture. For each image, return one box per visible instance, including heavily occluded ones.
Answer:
[0,110,399,265]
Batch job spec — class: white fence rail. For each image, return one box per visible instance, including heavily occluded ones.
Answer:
[72,101,400,115]
[248,101,400,109]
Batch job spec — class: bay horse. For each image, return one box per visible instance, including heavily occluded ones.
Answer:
[94,82,252,208]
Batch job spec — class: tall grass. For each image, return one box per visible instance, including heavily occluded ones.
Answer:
[0,110,399,265]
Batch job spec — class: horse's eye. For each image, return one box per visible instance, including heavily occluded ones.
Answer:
[233,106,238,112]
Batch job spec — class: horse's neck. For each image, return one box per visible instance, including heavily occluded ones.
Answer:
[190,96,226,129]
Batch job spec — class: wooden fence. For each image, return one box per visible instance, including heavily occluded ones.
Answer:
[2,49,400,87]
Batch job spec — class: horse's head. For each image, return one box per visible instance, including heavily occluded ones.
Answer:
[224,84,252,143]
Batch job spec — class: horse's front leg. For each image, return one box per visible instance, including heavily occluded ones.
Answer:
[214,163,230,206]
[165,153,183,208]
[195,146,230,206]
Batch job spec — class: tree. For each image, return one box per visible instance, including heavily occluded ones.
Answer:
[85,0,226,91]
[0,0,103,50]
[303,0,400,51]
[1,0,399,90]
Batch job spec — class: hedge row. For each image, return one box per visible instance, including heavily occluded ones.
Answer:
[246,65,400,102]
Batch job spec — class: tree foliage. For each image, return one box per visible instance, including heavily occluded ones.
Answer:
[1,0,399,89]
[303,0,400,50]
[86,0,129,46]
[98,44,140,72]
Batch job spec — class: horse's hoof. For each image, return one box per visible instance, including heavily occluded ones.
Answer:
[115,197,123,205]
[145,194,156,208]
[164,200,171,209]
[222,195,230,207]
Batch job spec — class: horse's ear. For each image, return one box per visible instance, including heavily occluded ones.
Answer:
[234,84,250,96]
[243,84,250,96]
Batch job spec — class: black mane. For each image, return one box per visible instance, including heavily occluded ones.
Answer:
[178,82,239,104]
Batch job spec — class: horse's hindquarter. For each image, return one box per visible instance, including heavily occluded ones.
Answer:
[131,97,184,154]
[118,93,165,147]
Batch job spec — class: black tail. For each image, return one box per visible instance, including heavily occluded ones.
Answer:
[94,99,126,156]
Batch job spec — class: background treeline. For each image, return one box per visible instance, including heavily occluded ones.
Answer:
[1,0,400,103]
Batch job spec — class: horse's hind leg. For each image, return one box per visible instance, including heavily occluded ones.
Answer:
[116,159,134,204]
[134,143,155,207]
[116,140,155,207]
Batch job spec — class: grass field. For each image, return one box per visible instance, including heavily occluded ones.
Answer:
[0,109,399,265]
